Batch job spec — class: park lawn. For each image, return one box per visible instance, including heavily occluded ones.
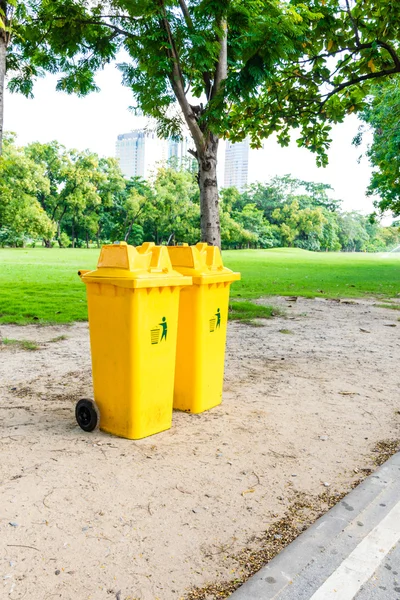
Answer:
[0,248,98,325]
[0,247,399,324]
[225,248,400,300]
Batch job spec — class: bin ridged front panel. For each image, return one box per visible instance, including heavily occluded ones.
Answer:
[86,283,180,439]
[173,282,231,413]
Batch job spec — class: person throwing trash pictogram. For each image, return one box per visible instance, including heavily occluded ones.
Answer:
[160,316,168,341]
[215,308,221,329]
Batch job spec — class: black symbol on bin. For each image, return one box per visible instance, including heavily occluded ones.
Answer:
[151,317,168,344]
[151,327,161,345]
[210,308,221,333]
[160,316,167,341]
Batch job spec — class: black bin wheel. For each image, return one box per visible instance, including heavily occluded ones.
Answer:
[76,399,99,432]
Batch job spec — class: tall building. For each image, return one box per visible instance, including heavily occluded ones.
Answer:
[224,138,249,192]
[116,130,193,179]
[167,137,192,165]
[116,130,168,179]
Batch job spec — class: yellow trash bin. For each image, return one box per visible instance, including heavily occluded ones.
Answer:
[167,243,240,413]
[78,241,191,440]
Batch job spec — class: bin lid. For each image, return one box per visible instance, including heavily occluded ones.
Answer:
[79,242,192,289]
[167,243,240,284]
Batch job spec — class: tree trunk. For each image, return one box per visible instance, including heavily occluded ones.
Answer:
[71,221,75,248]
[57,221,62,246]
[198,135,221,247]
[86,231,89,249]
[124,221,133,242]
[0,26,7,155]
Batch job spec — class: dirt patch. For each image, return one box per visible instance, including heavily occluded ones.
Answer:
[0,297,399,600]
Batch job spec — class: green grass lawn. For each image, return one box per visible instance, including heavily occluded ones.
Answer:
[0,247,399,324]
[0,248,98,324]
[226,248,400,300]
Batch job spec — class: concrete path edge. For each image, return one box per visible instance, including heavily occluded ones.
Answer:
[229,452,400,599]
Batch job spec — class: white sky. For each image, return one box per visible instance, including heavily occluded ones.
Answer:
[4,60,383,218]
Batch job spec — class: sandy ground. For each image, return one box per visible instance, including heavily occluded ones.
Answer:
[0,297,400,600]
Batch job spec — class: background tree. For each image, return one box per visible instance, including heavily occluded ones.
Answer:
[232,203,279,248]
[91,156,126,246]
[26,143,107,247]
[2,135,400,252]
[220,210,257,249]
[272,201,326,249]
[354,77,400,217]
[337,212,370,252]
[4,0,400,244]
[147,167,199,245]
[0,135,55,245]
[24,141,70,245]
[319,211,341,252]
[106,176,152,245]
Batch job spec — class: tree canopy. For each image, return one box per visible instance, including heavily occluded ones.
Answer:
[2,1,400,244]
[0,134,55,243]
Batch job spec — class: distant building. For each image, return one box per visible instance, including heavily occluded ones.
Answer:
[115,130,168,179]
[116,130,192,179]
[224,138,249,192]
[168,137,192,166]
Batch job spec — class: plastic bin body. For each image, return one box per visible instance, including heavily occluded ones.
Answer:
[168,243,240,413]
[80,242,191,439]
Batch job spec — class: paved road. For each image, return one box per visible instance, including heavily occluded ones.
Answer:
[230,452,400,600]
[356,543,400,599]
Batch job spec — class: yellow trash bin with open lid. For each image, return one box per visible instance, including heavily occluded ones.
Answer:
[167,243,240,413]
[77,241,191,439]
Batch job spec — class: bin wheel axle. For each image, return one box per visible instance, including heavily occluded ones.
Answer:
[76,399,99,432]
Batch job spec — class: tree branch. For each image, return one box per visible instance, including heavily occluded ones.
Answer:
[300,45,367,66]
[177,0,194,29]
[212,19,227,100]
[378,40,400,70]
[77,19,137,39]
[321,66,400,107]
[177,0,212,100]
[0,0,9,45]
[88,15,143,21]
[158,3,205,154]
[345,0,360,47]
[5,2,15,45]
[300,40,400,71]
[31,16,137,40]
